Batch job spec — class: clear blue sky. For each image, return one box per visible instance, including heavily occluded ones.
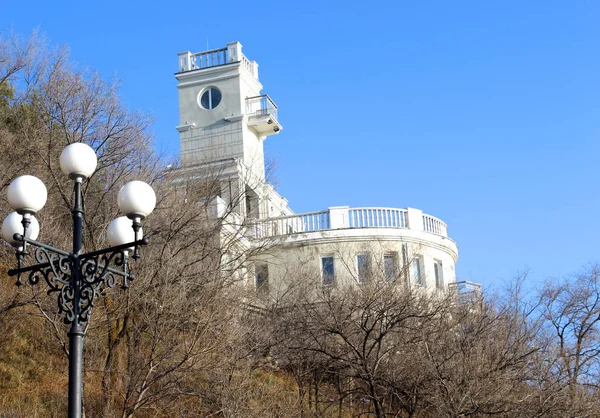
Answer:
[3,1,600,290]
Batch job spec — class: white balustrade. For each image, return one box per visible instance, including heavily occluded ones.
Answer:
[178,44,258,78]
[422,214,448,236]
[251,210,330,239]
[348,208,406,229]
[190,47,228,70]
[249,207,448,239]
[241,55,256,76]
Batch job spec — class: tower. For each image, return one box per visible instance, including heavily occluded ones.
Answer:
[175,42,287,219]
[173,41,468,298]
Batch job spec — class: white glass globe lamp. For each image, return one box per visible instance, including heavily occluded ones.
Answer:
[59,143,98,180]
[117,181,156,219]
[2,212,40,247]
[107,216,143,250]
[7,175,47,214]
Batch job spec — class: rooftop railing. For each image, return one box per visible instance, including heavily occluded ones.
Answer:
[423,213,447,236]
[348,208,406,228]
[246,95,279,121]
[178,42,259,78]
[249,207,448,239]
[190,47,228,69]
[251,210,329,239]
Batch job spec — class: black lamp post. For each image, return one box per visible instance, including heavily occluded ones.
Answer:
[2,143,156,418]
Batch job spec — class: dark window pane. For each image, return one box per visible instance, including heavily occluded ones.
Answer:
[201,91,210,109]
[357,254,371,282]
[255,264,269,295]
[211,88,222,108]
[413,258,421,284]
[384,255,396,281]
[434,262,443,289]
[322,257,334,285]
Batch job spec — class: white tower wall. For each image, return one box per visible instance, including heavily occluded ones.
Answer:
[175,42,285,218]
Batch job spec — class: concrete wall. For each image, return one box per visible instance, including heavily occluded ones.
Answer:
[249,227,458,301]
[175,58,266,182]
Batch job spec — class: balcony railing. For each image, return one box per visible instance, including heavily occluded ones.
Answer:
[249,207,448,239]
[448,281,483,304]
[246,95,279,122]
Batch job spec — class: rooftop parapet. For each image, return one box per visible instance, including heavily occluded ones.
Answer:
[249,206,449,239]
[177,42,259,78]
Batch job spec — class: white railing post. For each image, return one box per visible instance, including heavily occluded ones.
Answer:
[252,61,259,78]
[406,207,424,231]
[177,51,193,72]
[227,41,243,63]
[329,206,349,229]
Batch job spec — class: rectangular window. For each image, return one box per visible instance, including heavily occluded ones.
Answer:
[255,263,269,295]
[384,253,398,281]
[413,258,422,285]
[357,254,371,283]
[322,256,335,285]
[434,260,444,290]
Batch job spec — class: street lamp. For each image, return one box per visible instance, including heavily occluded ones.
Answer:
[2,143,156,418]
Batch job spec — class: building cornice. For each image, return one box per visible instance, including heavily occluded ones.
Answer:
[256,228,459,262]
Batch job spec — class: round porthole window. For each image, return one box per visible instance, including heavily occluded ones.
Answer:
[199,87,222,110]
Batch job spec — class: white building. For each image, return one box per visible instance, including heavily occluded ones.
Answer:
[173,42,475,299]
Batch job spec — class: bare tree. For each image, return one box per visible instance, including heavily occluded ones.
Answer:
[535,264,600,416]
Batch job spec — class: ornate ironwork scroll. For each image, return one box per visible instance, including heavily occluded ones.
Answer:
[8,237,147,324]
